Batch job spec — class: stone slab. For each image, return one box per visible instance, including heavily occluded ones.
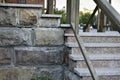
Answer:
[38,18,61,27]
[0,7,41,27]
[77,60,120,68]
[0,67,35,80]
[0,28,32,46]
[66,36,120,43]
[72,47,120,54]
[15,47,64,65]
[0,48,11,65]
[33,65,63,80]
[0,66,63,80]
[35,28,64,45]
[0,3,43,8]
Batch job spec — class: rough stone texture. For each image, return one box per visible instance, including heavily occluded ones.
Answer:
[0,7,41,27]
[35,28,64,45]
[33,66,63,80]
[38,18,60,27]
[19,9,41,26]
[0,67,35,80]
[0,28,32,46]
[0,8,16,26]
[15,47,64,65]
[64,69,80,80]
[0,48,11,65]
[0,66,63,80]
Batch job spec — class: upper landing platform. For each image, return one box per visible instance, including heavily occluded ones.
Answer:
[0,3,43,8]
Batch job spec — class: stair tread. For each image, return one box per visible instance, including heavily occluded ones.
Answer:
[60,24,71,28]
[66,43,120,47]
[65,32,120,37]
[41,14,62,18]
[74,68,120,76]
[69,54,120,61]
[0,3,43,8]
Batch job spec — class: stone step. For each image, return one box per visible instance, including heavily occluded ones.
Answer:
[39,14,62,27]
[72,47,120,54]
[65,32,120,37]
[74,68,120,76]
[0,3,43,27]
[60,24,71,28]
[66,43,120,54]
[69,54,120,68]
[65,33,120,43]
[69,54,120,61]
[66,43,120,48]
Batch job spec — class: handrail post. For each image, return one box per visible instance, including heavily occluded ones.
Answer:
[67,0,79,34]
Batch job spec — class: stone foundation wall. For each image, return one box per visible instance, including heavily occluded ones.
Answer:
[0,4,64,80]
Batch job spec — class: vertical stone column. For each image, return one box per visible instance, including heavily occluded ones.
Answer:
[46,0,54,14]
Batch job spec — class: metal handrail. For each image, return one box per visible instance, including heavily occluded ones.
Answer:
[71,23,99,80]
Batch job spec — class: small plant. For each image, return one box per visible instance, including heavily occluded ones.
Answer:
[31,76,49,80]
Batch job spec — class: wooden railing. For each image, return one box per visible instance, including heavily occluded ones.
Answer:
[94,0,120,32]
[71,23,99,80]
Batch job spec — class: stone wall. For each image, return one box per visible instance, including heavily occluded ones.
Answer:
[0,4,64,80]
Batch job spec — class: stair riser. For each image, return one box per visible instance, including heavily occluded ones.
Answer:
[72,47,120,54]
[76,60,120,68]
[80,76,120,80]
[69,59,120,70]
[66,36,120,43]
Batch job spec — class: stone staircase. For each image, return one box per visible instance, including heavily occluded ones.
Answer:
[65,31,120,80]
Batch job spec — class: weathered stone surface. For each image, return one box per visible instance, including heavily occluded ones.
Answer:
[0,66,63,80]
[15,47,64,65]
[35,28,64,45]
[38,18,60,27]
[19,9,41,26]
[0,7,41,27]
[0,48,11,65]
[72,47,120,54]
[0,8,17,26]
[66,36,120,43]
[0,28,32,46]
[0,67,35,80]
[33,66,63,80]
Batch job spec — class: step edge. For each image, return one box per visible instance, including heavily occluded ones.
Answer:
[66,43,120,48]
[74,68,120,76]
[69,54,120,61]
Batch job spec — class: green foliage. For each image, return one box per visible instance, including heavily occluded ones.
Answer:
[54,8,66,24]
[79,12,97,25]
[31,76,49,80]
[53,8,97,25]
